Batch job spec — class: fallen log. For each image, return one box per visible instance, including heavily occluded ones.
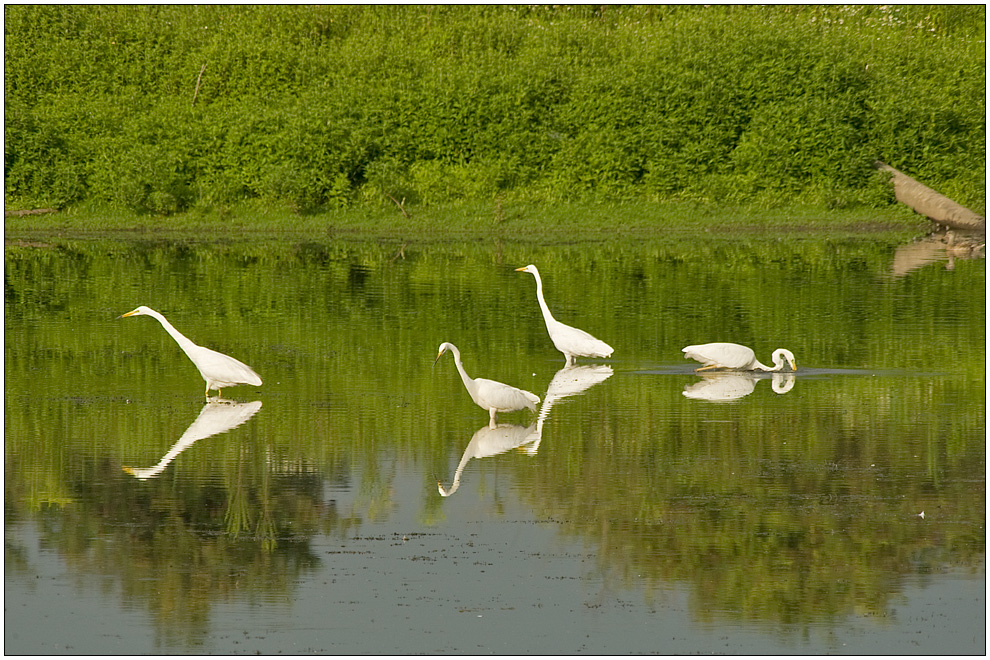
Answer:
[875,161,985,233]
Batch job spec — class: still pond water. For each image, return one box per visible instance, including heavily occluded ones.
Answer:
[4,230,985,654]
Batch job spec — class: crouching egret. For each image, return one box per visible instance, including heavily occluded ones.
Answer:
[682,342,796,372]
[515,264,613,365]
[117,306,262,397]
[434,342,540,427]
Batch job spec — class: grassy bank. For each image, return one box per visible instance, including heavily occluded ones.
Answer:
[4,199,929,243]
[4,5,985,225]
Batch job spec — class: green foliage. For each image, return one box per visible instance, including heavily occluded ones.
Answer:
[4,5,985,215]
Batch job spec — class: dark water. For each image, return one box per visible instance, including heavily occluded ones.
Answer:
[4,232,985,654]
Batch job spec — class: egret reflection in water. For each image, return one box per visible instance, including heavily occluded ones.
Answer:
[122,399,263,480]
[437,422,539,497]
[682,372,795,402]
[527,364,615,453]
[437,364,614,496]
[534,364,614,436]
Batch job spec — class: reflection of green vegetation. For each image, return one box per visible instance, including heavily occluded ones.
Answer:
[4,236,984,636]
[4,399,347,648]
[525,385,984,624]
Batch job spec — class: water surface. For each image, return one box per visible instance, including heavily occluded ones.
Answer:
[4,232,985,654]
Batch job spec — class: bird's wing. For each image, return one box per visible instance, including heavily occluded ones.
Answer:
[552,321,613,357]
[683,343,753,369]
[521,389,541,407]
[195,346,263,386]
[476,379,540,411]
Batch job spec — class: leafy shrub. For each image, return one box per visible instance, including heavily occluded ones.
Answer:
[4,5,985,215]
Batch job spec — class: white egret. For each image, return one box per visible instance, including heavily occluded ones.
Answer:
[515,264,613,365]
[117,306,263,397]
[434,342,540,427]
[682,342,796,372]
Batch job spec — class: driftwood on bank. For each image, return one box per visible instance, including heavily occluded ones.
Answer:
[875,161,985,233]
[4,208,58,217]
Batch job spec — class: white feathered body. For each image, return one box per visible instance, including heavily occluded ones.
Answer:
[682,342,796,372]
[682,342,760,370]
[187,344,263,391]
[546,318,613,362]
[470,376,540,414]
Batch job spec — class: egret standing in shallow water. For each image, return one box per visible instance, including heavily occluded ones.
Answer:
[434,342,540,427]
[515,264,613,365]
[118,306,263,397]
[682,342,796,372]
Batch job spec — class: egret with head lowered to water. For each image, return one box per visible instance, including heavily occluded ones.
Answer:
[434,342,540,427]
[682,342,796,372]
[118,306,262,397]
[515,264,613,365]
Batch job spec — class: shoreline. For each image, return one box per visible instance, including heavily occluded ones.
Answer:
[4,200,932,244]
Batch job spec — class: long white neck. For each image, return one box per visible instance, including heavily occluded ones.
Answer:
[146,309,200,356]
[447,344,477,397]
[753,355,785,372]
[530,269,558,328]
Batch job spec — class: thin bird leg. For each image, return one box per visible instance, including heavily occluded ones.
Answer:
[489,409,498,428]
[695,364,722,372]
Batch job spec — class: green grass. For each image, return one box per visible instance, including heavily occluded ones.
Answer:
[4,199,930,243]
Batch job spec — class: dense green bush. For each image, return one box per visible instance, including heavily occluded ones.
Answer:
[4,5,985,215]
